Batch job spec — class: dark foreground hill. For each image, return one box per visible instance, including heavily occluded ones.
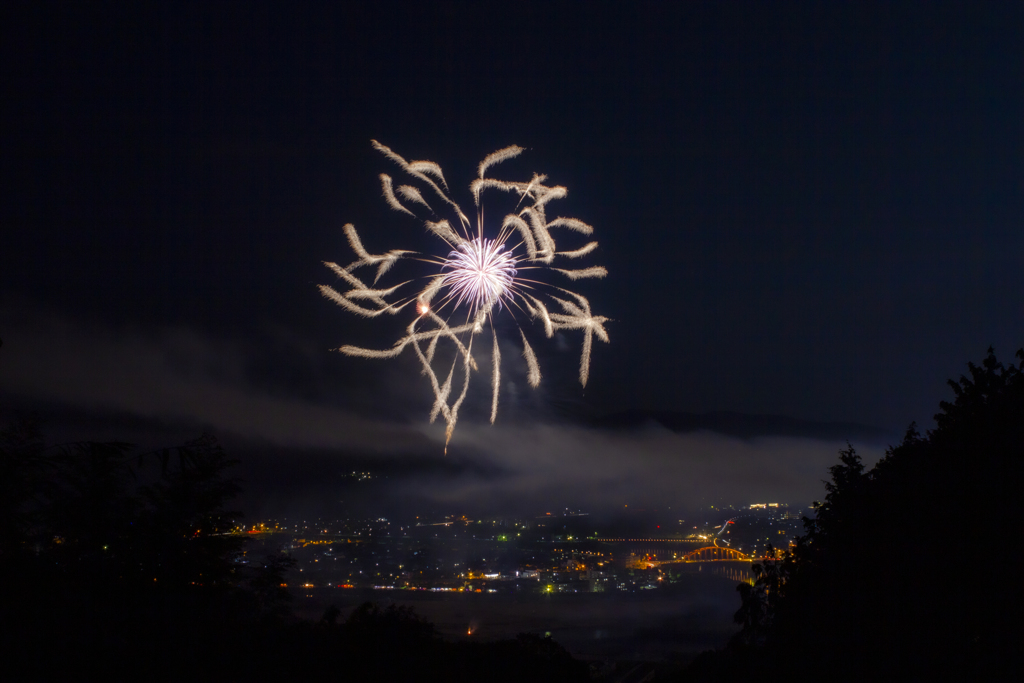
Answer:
[0,427,588,682]
[679,345,1024,682]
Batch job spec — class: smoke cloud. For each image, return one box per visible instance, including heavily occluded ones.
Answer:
[0,306,887,516]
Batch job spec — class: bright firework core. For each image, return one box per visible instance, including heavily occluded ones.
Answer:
[441,237,517,313]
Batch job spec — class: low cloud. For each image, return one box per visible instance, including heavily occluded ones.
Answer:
[0,306,422,451]
[1,306,885,515]
[395,422,885,513]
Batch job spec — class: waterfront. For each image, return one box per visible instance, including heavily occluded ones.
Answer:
[291,573,740,662]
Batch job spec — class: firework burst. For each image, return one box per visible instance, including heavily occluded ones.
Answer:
[320,141,609,448]
[442,237,517,313]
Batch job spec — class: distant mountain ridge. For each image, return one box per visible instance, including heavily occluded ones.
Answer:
[594,410,893,442]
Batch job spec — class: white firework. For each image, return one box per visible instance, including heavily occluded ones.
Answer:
[442,237,517,313]
[320,141,609,448]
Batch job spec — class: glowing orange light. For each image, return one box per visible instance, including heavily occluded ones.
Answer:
[416,301,429,315]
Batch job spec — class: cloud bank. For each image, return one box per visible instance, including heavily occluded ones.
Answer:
[393,422,884,513]
[0,306,886,514]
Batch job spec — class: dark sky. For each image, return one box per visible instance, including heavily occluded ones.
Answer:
[2,2,1022,516]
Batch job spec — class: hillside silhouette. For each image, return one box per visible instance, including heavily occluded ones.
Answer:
[0,422,587,681]
[683,345,1024,681]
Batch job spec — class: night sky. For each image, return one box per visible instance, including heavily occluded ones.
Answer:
[2,3,1022,516]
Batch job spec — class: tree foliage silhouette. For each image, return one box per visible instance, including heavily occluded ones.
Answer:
[688,345,1024,682]
[1,428,247,593]
[1,421,590,681]
[0,416,48,558]
[136,434,245,589]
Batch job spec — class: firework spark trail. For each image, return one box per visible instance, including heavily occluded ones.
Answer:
[321,142,609,446]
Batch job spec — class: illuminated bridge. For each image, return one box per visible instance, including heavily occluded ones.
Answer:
[625,546,755,582]
[679,546,750,562]
[580,538,760,564]
[634,546,753,568]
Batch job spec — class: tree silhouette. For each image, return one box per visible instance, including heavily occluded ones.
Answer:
[0,416,48,561]
[245,551,296,618]
[345,601,439,643]
[136,433,245,589]
[690,344,1024,682]
[1,420,593,680]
